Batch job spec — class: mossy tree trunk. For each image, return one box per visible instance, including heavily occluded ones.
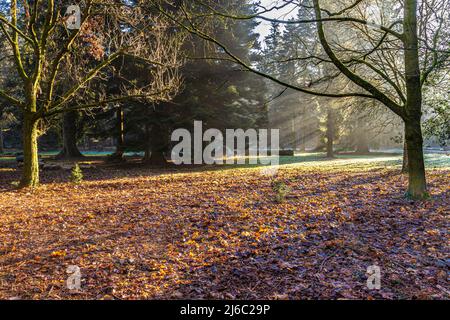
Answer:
[20,114,39,188]
[20,78,41,188]
[404,117,427,198]
[403,0,427,198]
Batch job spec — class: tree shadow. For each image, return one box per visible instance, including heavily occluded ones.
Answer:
[0,162,447,299]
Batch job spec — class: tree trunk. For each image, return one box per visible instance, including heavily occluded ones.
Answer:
[355,139,370,154]
[404,118,427,198]
[403,0,427,198]
[298,134,306,152]
[20,116,39,188]
[326,107,334,158]
[298,116,306,152]
[147,150,168,166]
[58,111,83,159]
[401,140,409,174]
[0,125,4,154]
[143,122,168,165]
[298,106,307,152]
[355,119,370,154]
[143,122,152,162]
[291,118,296,150]
[110,106,125,162]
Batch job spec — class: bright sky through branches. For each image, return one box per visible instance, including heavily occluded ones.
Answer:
[254,0,298,42]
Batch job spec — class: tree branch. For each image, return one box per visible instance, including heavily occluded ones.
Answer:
[155,3,375,101]
[312,0,405,118]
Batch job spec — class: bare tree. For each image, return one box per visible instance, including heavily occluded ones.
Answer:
[0,0,184,187]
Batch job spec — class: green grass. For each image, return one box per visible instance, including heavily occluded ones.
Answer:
[278,152,449,170]
[0,155,14,162]
[0,150,113,163]
[226,152,449,172]
[0,151,448,170]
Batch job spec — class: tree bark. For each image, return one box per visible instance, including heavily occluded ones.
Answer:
[20,115,39,188]
[0,125,4,154]
[401,140,409,174]
[143,122,168,165]
[58,111,83,159]
[403,0,427,198]
[404,118,427,197]
[147,150,168,166]
[143,122,152,162]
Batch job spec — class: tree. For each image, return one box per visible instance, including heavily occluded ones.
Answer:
[132,0,268,165]
[336,97,402,155]
[0,0,184,187]
[260,6,322,152]
[57,110,84,159]
[153,0,450,198]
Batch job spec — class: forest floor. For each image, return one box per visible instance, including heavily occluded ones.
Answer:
[0,153,448,300]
